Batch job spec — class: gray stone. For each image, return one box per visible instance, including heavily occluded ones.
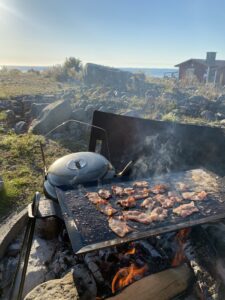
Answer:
[24,271,79,300]
[200,110,216,121]
[7,241,20,257]
[215,112,225,120]
[14,121,27,134]
[30,103,48,118]
[71,108,87,122]
[29,99,72,135]
[5,109,15,126]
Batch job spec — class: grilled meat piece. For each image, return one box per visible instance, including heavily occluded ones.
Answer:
[154,194,180,208]
[124,187,135,195]
[134,191,149,200]
[97,203,117,216]
[112,185,124,196]
[117,196,136,208]
[133,181,149,188]
[86,192,107,205]
[173,201,199,217]
[176,182,189,192]
[140,197,156,209]
[108,216,133,237]
[123,210,152,224]
[98,189,112,199]
[149,207,168,221]
[151,184,168,194]
[123,207,168,223]
[182,191,208,201]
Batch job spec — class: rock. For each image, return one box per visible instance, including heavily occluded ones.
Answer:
[7,241,20,257]
[215,112,225,120]
[24,271,79,300]
[83,63,133,90]
[29,99,72,135]
[71,108,87,122]
[220,119,225,125]
[30,103,48,118]
[14,121,27,134]
[5,109,15,126]
[200,110,216,121]
[22,237,57,297]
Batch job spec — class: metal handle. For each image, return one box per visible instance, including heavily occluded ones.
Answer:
[9,192,40,300]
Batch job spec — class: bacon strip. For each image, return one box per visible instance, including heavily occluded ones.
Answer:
[151,184,168,194]
[117,197,136,208]
[97,203,117,216]
[182,191,208,201]
[112,185,124,196]
[108,216,133,237]
[133,181,149,188]
[85,192,107,205]
[123,211,152,224]
[173,201,199,217]
[98,189,112,199]
[141,198,156,209]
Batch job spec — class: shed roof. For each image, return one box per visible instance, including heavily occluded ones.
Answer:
[175,59,225,69]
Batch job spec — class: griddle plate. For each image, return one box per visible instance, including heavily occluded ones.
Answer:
[56,169,225,254]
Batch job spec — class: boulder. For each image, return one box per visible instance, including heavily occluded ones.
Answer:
[24,271,79,300]
[200,110,216,121]
[29,99,72,135]
[14,121,27,134]
[30,103,49,118]
[5,109,15,126]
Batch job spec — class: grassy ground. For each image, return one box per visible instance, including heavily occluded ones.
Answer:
[0,133,71,219]
[0,71,73,98]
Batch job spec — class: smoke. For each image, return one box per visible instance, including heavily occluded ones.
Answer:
[130,130,182,179]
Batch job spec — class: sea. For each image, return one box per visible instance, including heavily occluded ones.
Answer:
[1,66,178,78]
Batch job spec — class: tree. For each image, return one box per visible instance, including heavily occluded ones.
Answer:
[64,57,82,73]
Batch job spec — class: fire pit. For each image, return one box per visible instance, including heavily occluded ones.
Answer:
[9,111,225,299]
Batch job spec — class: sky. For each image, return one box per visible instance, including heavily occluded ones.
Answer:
[0,0,225,68]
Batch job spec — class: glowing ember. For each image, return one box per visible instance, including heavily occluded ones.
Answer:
[172,228,190,267]
[111,263,148,293]
[125,247,136,255]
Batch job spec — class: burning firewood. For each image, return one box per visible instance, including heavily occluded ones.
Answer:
[108,264,193,300]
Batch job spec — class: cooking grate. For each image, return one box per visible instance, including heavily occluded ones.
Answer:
[56,168,225,254]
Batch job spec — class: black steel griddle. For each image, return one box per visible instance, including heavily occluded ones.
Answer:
[56,168,225,255]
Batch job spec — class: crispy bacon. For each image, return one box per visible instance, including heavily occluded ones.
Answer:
[124,187,135,195]
[182,191,208,201]
[85,192,107,205]
[108,216,133,237]
[123,207,168,224]
[97,203,117,216]
[140,197,156,209]
[173,201,199,217]
[123,210,152,224]
[112,185,124,196]
[149,207,168,221]
[151,184,168,194]
[133,181,149,188]
[98,189,112,199]
[117,196,136,208]
[154,194,179,208]
[176,182,189,192]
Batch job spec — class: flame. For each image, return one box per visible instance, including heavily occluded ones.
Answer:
[125,247,136,255]
[112,263,148,293]
[172,228,190,267]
